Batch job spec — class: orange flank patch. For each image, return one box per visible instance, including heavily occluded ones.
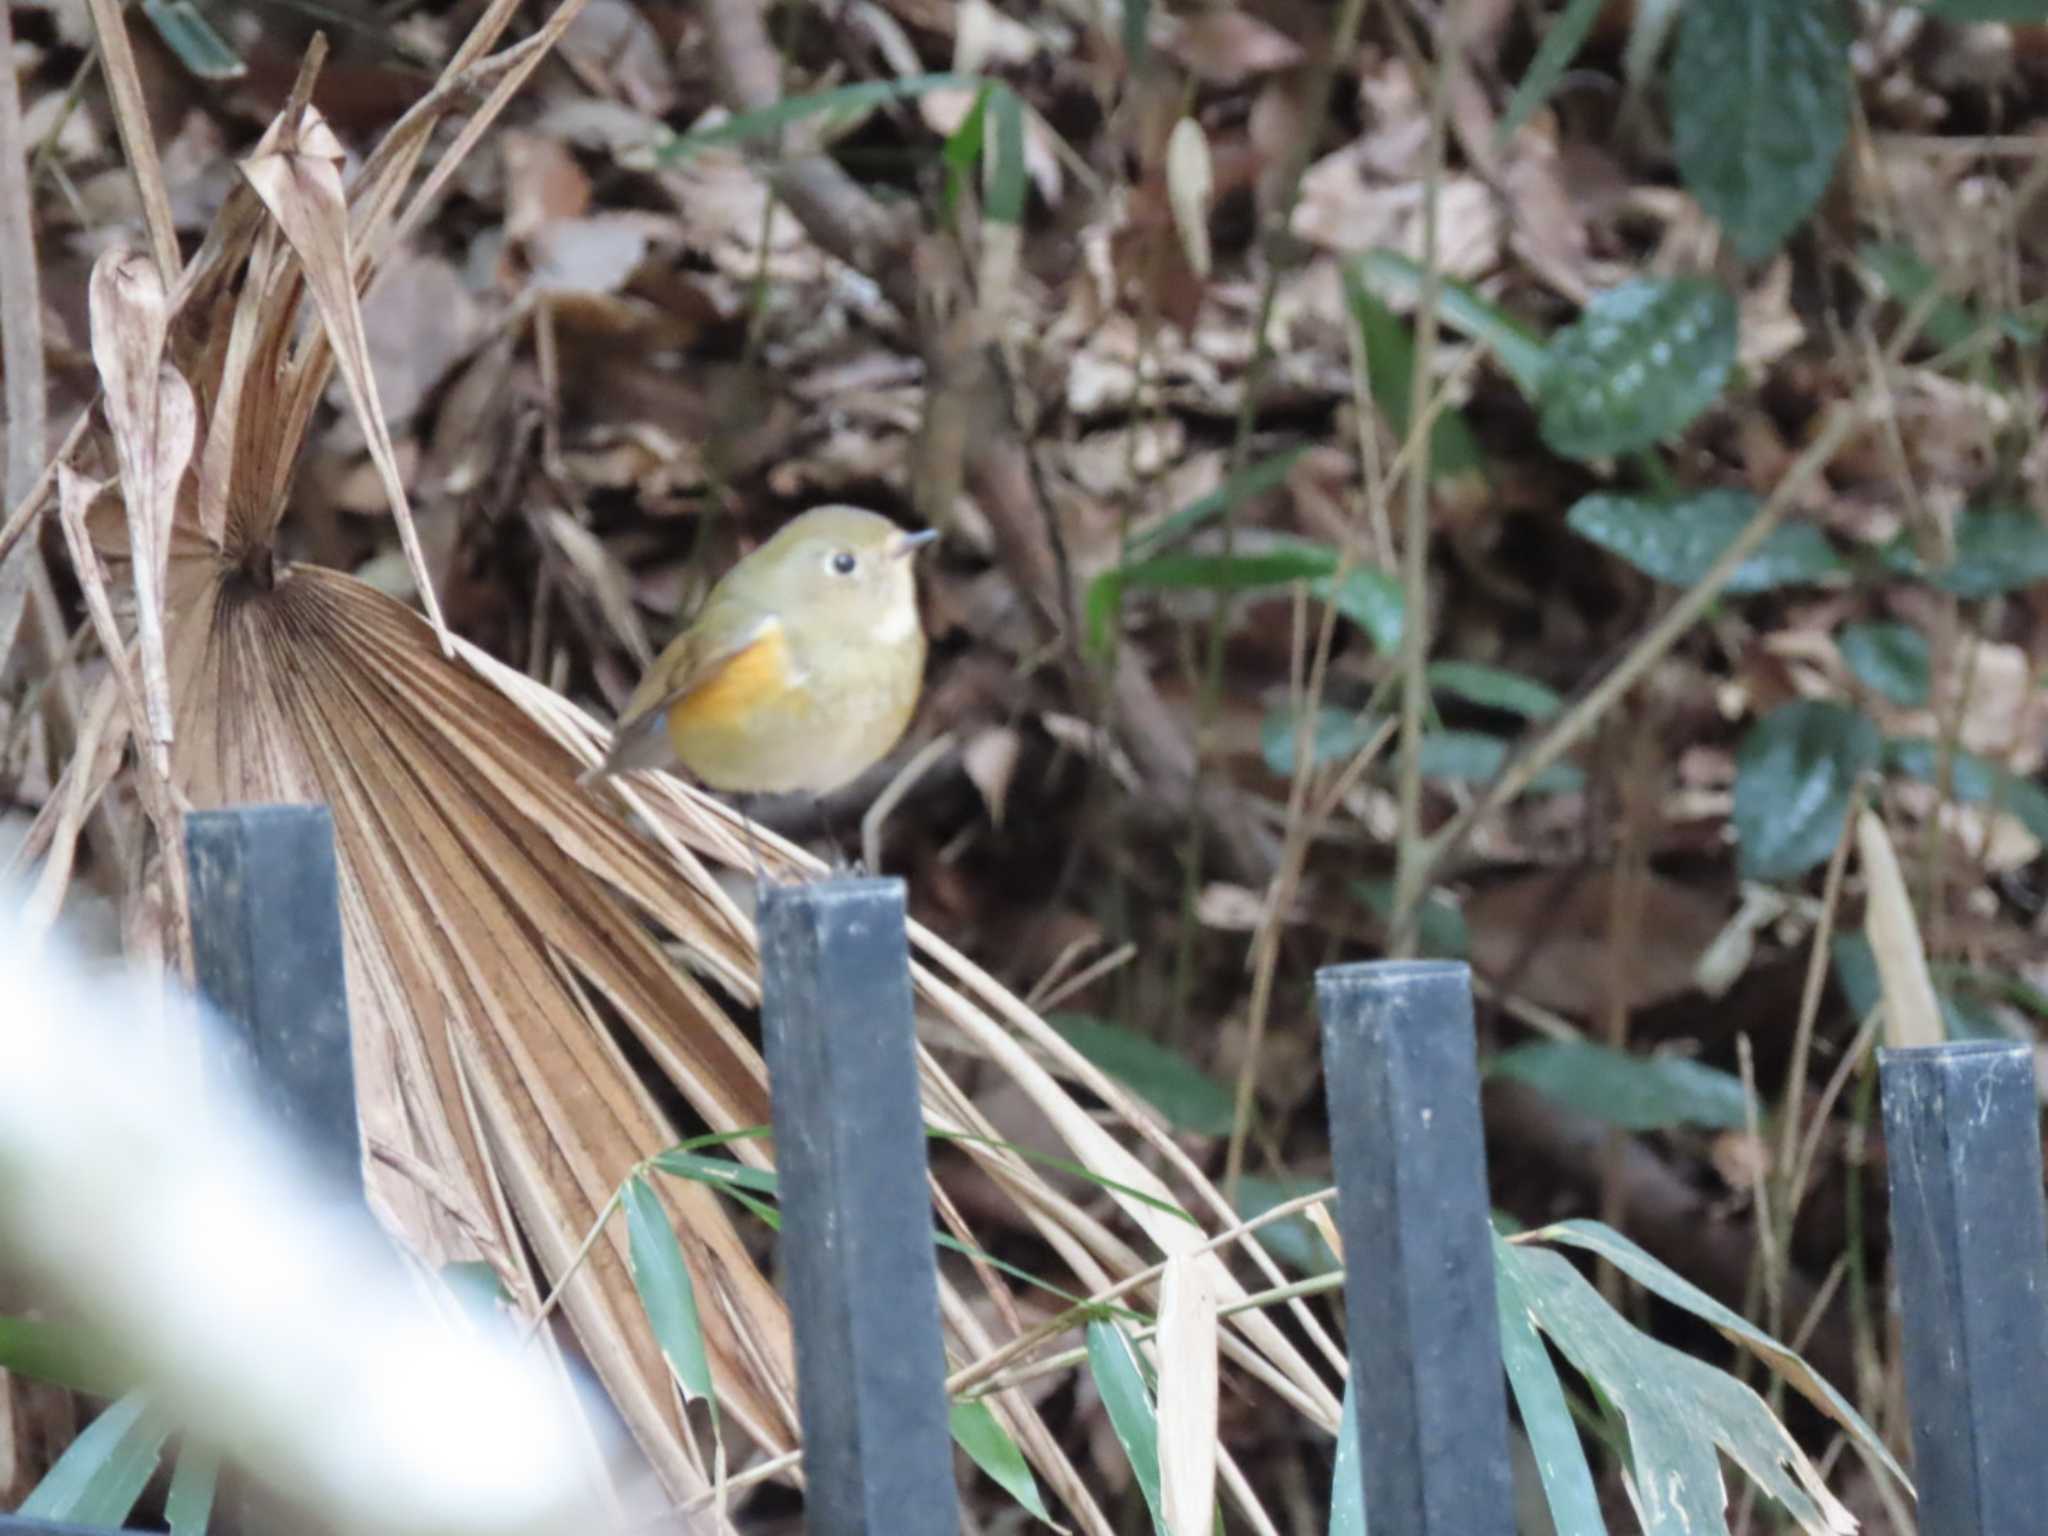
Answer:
[665,625,795,739]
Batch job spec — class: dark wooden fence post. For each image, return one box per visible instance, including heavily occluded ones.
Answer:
[184,805,360,1201]
[1316,958,1515,1535]
[757,877,960,1536]
[1879,1040,2048,1534]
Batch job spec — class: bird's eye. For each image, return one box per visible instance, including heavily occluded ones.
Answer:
[829,550,858,576]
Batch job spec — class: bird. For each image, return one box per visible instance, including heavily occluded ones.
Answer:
[583,506,935,804]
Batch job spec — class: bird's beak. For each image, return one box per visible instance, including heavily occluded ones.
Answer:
[888,528,940,560]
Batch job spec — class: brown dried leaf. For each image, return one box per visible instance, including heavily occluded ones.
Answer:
[238,105,451,648]
[1156,10,1306,84]
[1466,868,1728,1016]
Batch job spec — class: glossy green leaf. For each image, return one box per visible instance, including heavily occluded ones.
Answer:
[1498,0,1609,143]
[1349,878,1470,959]
[1341,269,1486,481]
[1493,1233,1608,1536]
[1567,490,1842,593]
[1489,1042,1748,1130]
[1838,622,1931,707]
[1733,701,1880,880]
[1050,1013,1235,1136]
[1419,730,1584,794]
[142,0,246,79]
[19,1392,168,1526]
[1086,1322,1165,1533]
[1329,1379,1366,1536]
[1235,1175,1340,1277]
[1539,280,1738,459]
[1316,564,1406,653]
[1530,1218,1910,1492]
[1498,1237,1861,1529]
[1086,547,1335,655]
[1886,504,2048,598]
[1670,0,1850,260]
[1352,250,1551,396]
[1259,704,1379,777]
[658,73,977,159]
[1883,737,2048,845]
[1427,660,1561,720]
[951,1398,1052,1519]
[622,1174,715,1408]
[166,1442,221,1536]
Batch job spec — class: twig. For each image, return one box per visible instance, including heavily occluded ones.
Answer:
[1390,0,1460,950]
[0,0,47,674]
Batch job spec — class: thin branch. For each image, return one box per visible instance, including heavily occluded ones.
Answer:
[0,0,47,674]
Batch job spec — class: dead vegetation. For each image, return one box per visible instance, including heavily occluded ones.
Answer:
[3,0,2047,1530]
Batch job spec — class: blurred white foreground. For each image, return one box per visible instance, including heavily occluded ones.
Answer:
[0,899,621,1536]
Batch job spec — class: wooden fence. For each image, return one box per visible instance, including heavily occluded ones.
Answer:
[7,802,2047,1535]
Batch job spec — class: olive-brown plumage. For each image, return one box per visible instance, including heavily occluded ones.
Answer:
[586,507,933,794]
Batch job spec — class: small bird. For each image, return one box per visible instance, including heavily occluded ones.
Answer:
[584,506,936,798]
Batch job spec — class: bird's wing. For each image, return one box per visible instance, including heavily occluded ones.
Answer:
[587,608,785,779]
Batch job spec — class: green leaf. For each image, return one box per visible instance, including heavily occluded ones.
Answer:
[19,1391,169,1526]
[0,1315,131,1396]
[1733,700,1880,880]
[1259,704,1379,777]
[1498,0,1610,143]
[621,1174,716,1408]
[1234,1175,1340,1278]
[1123,0,1151,64]
[1497,1237,1861,1529]
[940,85,992,225]
[650,1148,781,1197]
[1915,0,2048,20]
[142,0,246,79]
[1567,489,1842,593]
[1316,564,1405,653]
[1349,878,1470,959]
[1539,279,1738,459]
[1086,547,1335,655]
[986,85,1027,226]
[1492,1233,1609,1536]
[1340,269,1487,481]
[166,1442,221,1536]
[1670,0,1850,260]
[1886,503,2048,598]
[1489,1042,1748,1131]
[1086,1322,1165,1533]
[1427,660,1561,720]
[1839,622,1931,707]
[1126,446,1308,560]
[1419,730,1585,794]
[1328,1379,1366,1536]
[1529,1218,1910,1493]
[1883,737,2048,845]
[657,73,977,159]
[1049,1013,1236,1136]
[1352,250,1551,396]
[951,1398,1052,1520]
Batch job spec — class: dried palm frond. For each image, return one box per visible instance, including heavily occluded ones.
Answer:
[15,8,1348,1531]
